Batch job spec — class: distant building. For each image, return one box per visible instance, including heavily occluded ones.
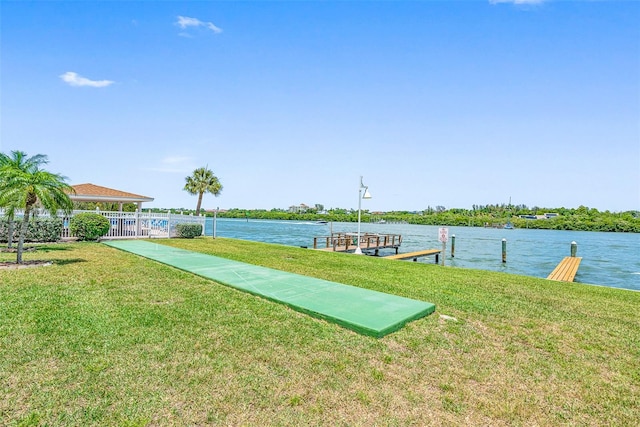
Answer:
[289,203,310,213]
[519,213,560,220]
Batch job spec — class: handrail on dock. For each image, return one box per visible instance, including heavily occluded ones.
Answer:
[313,232,402,253]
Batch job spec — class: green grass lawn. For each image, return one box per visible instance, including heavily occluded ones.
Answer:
[1,238,638,426]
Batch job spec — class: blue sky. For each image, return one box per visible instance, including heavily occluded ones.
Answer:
[1,1,638,212]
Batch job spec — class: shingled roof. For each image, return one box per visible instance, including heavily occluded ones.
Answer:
[70,183,154,203]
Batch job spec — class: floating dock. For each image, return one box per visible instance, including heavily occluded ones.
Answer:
[547,256,582,282]
[385,249,442,263]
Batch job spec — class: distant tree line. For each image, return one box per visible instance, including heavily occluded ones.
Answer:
[208,205,640,233]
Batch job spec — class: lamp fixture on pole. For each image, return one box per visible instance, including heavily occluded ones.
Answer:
[355,176,372,255]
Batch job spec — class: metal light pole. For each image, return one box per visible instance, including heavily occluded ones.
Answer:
[355,176,372,255]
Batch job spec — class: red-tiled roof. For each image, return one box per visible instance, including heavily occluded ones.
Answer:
[69,183,154,202]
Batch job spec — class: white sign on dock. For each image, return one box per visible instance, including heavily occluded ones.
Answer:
[438,227,449,243]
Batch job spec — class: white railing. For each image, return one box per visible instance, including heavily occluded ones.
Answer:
[1,209,206,240]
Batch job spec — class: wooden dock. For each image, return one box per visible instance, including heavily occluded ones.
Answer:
[547,256,582,282]
[314,232,402,254]
[385,249,442,263]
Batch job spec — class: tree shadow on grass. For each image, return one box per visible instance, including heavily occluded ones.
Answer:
[0,245,73,253]
[52,258,87,266]
[35,245,75,252]
[0,258,86,269]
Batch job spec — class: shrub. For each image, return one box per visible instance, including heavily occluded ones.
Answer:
[0,217,62,243]
[70,213,111,241]
[0,217,63,243]
[175,223,202,238]
[27,217,64,242]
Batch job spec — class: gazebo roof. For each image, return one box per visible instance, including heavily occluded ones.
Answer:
[69,183,154,204]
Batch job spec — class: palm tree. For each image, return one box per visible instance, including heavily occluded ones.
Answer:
[0,151,47,248]
[0,151,74,263]
[183,166,223,215]
[0,153,28,248]
[0,199,18,249]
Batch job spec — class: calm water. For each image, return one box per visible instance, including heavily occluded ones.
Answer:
[205,218,640,292]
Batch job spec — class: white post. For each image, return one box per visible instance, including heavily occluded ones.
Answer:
[354,176,372,255]
[355,180,363,254]
[438,227,449,266]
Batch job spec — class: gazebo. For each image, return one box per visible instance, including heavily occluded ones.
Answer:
[69,183,154,211]
[6,183,203,240]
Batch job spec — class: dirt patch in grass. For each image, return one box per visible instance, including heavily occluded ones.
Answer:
[0,246,54,269]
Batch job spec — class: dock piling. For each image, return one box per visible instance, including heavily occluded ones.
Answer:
[571,241,578,257]
[451,234,456,258]
[502,238,507,263]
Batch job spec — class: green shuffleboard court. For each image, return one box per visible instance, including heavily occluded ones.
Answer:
[104,240,435,337]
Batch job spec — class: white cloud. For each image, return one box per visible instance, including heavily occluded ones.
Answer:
[175,15,222,35]
[176,16,202,28]
[60,72,114,88]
